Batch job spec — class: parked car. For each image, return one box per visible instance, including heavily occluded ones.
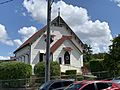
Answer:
[64,80,120,90]
[39,79,74,90]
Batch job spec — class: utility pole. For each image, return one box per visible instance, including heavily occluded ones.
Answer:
[45,0,52,82]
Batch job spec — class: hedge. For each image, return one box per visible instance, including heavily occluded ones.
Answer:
[90,60,108,79]
[0,61,32,80]
[34,61,60,78]
[65,70,77,75]
[90,60,104,72]
[64,70,77,80]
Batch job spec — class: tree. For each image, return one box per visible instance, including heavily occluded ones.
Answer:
[92,53,105,59]
[104,34,120,77]
[83,44,93,62]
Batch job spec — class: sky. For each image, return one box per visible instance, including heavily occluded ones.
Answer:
[0,0,120,60]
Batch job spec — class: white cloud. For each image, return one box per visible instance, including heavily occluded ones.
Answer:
[13,26,37,47]
[0,24,14,46]
[13,39,23,47]
[0,24,37,47]
[23,0,47,24]
[112,0,120,7]
[0,56,10,60]
[74,20,112,53]
[18,26,37,42]
[22,12,26,16]
[23,0,113,53]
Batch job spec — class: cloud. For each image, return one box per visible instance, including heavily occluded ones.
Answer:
[23,0,113,53]
[0,24,14,46]
[23,0,47,24]
[0,56,10,60]
[22,12,26,16]
[0,23,37,47]
[112,0,120,7]
[13,39,23,47]
[74,20,112,53]
[18,26,37,42]
[14,26,37,47]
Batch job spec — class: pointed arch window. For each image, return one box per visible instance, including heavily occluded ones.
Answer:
[64,51,70,64]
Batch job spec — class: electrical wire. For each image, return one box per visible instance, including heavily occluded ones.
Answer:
[0,0,14,5]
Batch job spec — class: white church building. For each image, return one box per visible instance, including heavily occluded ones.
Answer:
[14,16,84,74]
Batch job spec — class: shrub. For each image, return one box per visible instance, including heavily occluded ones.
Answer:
[0,61,32,88]
[34,62,45,77]
[65,70,77,80]
[65,70,77,75]
[90,60,109,79]
[90,60,103,72]
[34,61,60,78]
[0,61,32,80]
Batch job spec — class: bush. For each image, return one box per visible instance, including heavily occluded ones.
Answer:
[90,60,103,72]
[65,70,77,75]
[90,60,109,79]
[0,61,32,88]
[0,61,32,80]
[34,61,60,78]
[65,70,77,80]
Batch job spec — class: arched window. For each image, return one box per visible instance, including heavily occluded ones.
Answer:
[64,51,70,64]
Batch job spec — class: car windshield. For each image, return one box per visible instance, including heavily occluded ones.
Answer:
[39,81,53,89]
[64,83,82,90]
[113,77,120,80]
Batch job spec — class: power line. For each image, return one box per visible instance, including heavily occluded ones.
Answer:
[0,0,14,5]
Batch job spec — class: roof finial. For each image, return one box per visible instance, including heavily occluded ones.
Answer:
[58,7,60,16]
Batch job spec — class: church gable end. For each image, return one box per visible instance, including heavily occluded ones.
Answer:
[14,15,84,74]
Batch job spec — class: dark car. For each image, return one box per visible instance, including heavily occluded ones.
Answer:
[64,80,120,90]
[39,79,74,90]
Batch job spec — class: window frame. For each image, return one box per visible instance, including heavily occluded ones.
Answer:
[64,51,70,65]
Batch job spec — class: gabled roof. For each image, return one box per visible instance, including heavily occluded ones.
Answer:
[54,16,84,47]
[14,16,84,53]
[50,35,72,53]
[14,26,47,53]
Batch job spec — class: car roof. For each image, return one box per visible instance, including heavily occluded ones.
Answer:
[73,80,112,85]
[49,79,74,82]
[39,79,74,89]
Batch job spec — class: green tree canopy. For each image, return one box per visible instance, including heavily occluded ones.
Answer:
[103,34,120,77]
[83,44,93,62]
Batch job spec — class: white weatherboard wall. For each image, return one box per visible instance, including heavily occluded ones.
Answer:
[53,40,83,73]
[50,26,70,46]
[50,25,83,73]
[30,35,46,73]
[15,46,30,64]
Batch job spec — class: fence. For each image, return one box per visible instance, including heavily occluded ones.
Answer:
[0,74,95,90]
[91,71,111,80]
[0,72,111,90]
